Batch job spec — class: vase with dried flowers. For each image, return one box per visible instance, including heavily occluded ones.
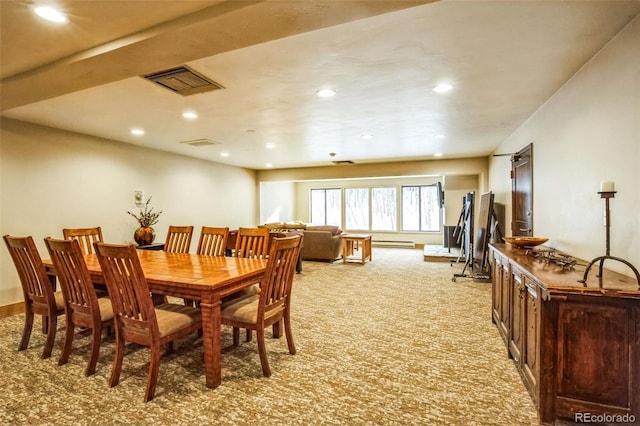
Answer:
[127,196,162,246]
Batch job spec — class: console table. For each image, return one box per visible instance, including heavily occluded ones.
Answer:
[489,244,639,425]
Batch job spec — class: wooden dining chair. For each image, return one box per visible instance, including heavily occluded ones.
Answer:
[3,235,65,359]
[221,234,302,377]
[94,242,202,402]
[233,227,269,259]
[225,227,271,339]
[44,237,114,376]
[163,225,193,253]
[196,226,229,257]
[62,226,103,255]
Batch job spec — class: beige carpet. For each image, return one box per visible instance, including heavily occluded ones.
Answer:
[0,248,539,425]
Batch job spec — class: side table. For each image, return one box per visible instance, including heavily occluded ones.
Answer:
[342,234,372,264]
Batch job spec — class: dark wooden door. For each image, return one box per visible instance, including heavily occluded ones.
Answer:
[512,144,533,236]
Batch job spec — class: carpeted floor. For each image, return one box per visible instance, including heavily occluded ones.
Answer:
[0,248,539,425]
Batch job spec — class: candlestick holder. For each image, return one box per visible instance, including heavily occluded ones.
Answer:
[579,190,640,289]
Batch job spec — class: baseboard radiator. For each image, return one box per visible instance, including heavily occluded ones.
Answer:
[371,239,415,248]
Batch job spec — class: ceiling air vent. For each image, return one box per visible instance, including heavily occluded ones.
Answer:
[143,66,224,96]
[332,160,355,165]
[180,139,220,147]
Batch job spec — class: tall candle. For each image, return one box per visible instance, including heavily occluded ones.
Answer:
[599,181,615,192]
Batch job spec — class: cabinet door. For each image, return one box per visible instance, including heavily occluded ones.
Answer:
[522,280,539,401]
[508,270,525,362]
[493,254,510,344]
[492,253,502,324]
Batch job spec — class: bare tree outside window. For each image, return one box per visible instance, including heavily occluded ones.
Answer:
[372,187,396,231]
[345,188,369,230]
[402,185,440,232]
[310,188,341,226]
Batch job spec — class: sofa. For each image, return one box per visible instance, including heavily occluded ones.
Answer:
[301,225,343,262]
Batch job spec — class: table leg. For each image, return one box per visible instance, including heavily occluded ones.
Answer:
[200,296,222,389]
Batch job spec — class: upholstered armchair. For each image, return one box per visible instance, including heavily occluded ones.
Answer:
[300,225,343,262]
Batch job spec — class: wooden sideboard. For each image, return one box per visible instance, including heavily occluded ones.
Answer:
[489,244,639,425]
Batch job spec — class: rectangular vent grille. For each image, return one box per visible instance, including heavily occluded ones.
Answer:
[180,139,220,147]
[144,66,224,96]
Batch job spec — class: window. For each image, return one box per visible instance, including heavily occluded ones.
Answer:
[345,188,369,230]
[402,185,440,232]
[310,188,341,226]
[371,187,396,231]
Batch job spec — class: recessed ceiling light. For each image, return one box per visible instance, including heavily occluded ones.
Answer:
[433,83,453,93]
[182,111,198,120]
[434,153,444,157]
[316,88,336,98]
[266,163,273,168]
[33,5,69,23]
[131,128,145,136]
[360,133,373,140]
[434,134,446,139]
[220,152,230,157]
[265,143,276,149]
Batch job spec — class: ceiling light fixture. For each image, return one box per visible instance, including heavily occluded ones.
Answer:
[265,143,276,149]
[434,153,444,157]
[33,5,69,23]
[266,163,273,168]
[433,83,453,93]
[182,111,198,120]
[130,128,145,136]
[220,152,230,157]
[316,88,336,98]
[434,133,446,139]
[360,133,373,140]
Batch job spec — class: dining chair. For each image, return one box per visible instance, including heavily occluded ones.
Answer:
[226,227,271,339]
[3,235,65,359]
[94,242,202,402]
[233,227,269,259]
[44,237,114,376]
[163,225,193,253]
[221,234,302,377]
[62,226,103,255]
[196,226,229,257]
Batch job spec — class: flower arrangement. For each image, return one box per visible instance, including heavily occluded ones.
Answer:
[127,196,162,228]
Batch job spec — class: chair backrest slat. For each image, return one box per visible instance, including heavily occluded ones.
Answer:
[196,226,229,256]
[164,225,193,254]
[3,235,54,306]
[94,243,158,339]
[234,227,269,259]
[62,227,103,255]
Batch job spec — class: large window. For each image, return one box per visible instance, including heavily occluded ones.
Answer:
[345,188,369,230]
[310,182,441,232]
[310,188,341,226]
[371,187,396,231]
[401,185,440,232]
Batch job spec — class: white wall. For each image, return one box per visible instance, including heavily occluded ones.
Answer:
[488,16,640,277]
[0,118,257,306]
[260,181,295,223]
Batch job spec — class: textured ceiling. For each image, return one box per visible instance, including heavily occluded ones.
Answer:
[1,0,639,170]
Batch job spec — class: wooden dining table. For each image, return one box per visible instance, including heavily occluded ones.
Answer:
[43,249,267,389]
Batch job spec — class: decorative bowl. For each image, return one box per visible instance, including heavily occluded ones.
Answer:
[503,236,548,248]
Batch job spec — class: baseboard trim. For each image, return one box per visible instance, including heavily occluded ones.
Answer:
[0,301,24,319]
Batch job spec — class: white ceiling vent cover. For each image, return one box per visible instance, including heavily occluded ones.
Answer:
[180,139,220,147]
[144,66,224,96]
